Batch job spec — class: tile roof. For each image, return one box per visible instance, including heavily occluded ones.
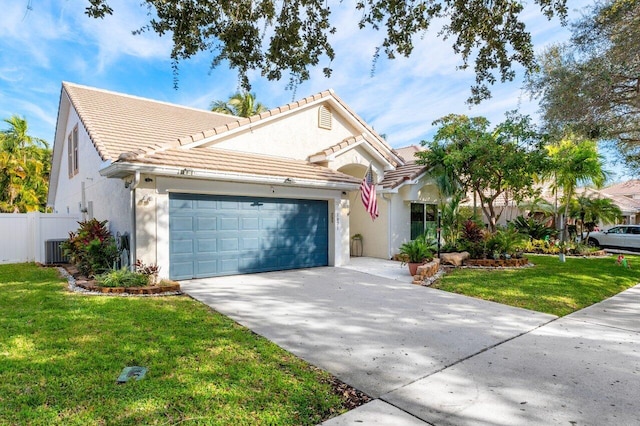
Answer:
[124,147,362,185]
[178,90,335,145]
[309,134,400,167]
[578,188,640,213]
[395,145,425,164]
[601,179,640,197]
[380,163,429,189]
[63,82,238,161]
[177,89,402,167]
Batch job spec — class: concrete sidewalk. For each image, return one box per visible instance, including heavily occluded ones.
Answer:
[181,266,640,425]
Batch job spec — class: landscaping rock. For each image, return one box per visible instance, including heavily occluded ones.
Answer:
[440,251,470,267]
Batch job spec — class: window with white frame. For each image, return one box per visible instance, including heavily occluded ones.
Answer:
[68,126,79,177]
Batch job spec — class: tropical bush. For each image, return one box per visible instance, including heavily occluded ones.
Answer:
[486,228,527,257]
[399,236,435,264]
[61,219,119,276]
[512,215,555,240]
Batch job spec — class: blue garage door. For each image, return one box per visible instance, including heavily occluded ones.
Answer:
[169,194,329,279]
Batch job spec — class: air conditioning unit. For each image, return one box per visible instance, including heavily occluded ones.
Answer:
[45,239,69,264]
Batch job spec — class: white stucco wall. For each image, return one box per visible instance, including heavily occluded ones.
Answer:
[51,107,131,237]
[206,103,360,161]
[135,176,350,279]
[348,190,389,259]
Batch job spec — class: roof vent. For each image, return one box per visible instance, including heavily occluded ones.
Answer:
[318,105,332,130]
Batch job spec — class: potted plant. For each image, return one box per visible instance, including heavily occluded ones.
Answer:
[399,238,434,275]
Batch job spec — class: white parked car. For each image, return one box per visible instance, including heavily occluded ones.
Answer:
[586,225,640,251]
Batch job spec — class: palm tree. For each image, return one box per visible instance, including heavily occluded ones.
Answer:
[545,134,607,242]
[0,115,51,212]
[569,194,622,242]
[210,92,268,118]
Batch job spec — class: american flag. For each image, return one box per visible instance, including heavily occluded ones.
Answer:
[360,165,379,221]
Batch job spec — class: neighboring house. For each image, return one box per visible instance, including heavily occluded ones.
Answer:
[600,179,640,225]
[467,180,640,229]
[47,82,439,279]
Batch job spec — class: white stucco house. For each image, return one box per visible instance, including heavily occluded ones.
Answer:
[47,82,439,279]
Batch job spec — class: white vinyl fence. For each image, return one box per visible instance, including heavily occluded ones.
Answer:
[0,213,81,264]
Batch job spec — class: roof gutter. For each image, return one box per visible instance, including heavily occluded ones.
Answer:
[99,162,361,191]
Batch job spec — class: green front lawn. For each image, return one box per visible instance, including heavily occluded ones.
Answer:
[432,254,640,316]
[0,264,347,425]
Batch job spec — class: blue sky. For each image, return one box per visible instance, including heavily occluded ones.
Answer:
[1,0,630,180]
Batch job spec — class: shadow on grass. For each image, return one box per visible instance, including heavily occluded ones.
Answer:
[0,264,346,425]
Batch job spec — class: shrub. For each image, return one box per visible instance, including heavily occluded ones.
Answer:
[523,239,559,254]
[486,228,527,256]
[512,215,555,240]
[461,219,485,243]
[134,260,161,285]
[399,238,434,264]
[459,240,487,259]
[61,219,120,276]
[95,268,150,288]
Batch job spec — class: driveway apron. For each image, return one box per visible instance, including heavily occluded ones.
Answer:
[181,267,553,396]
[181,267,640,425]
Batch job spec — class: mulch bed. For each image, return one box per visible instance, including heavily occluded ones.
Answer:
[52,264,182,296]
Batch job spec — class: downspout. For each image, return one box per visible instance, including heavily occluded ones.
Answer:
[382,193,393,259]
[129,171,140,270]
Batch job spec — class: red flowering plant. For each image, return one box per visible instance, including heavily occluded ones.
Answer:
[61,219,119,277]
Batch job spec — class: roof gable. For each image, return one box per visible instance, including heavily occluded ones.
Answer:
[177,90,402,164]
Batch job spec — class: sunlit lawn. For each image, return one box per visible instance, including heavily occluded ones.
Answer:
[0,263,347,425]
[432,254,640,316]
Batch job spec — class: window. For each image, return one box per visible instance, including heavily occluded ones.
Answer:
[410,203,437,239]
[68,126,78,177]
[318,105,332,130]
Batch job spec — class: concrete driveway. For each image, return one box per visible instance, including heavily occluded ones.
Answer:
[181,265,640,425]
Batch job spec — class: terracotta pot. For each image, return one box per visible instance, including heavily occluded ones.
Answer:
[408,262,423,276]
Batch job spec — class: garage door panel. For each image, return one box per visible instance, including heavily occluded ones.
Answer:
[196,217,217,231]
[241,217,260,230]
[171,216,194,231]
[171,240,193,254]
[219,238,239,252]
[170,194,328,279]
[196,199,218,209]
[220,217,239,230]
[219,258,240,274]
[196,238,217,253]
[170,198,193,209]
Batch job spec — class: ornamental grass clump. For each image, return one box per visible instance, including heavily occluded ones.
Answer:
[95,268,149,287]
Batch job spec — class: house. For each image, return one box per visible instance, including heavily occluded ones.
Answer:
[47,83,439,280]
[600,179,640,225]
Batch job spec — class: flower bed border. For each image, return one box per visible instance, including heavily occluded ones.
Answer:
[74,280,181,294]
[464,257,530,268]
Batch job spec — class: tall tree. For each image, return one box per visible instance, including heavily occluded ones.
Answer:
[417,113,548,232]
[569,193,622,242]
[526,0,640,171]
[0,115,51,212]
[84,0,568,104]
[211,92,268,118]
[544,135,607,242]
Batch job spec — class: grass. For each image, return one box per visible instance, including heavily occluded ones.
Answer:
[0,263,347,426]
[432,254,640,316]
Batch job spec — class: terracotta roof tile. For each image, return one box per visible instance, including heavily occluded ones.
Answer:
[177,89,401,166]
[602,179,640,197]
[124,147,362,185]
[310,134,399,167]
[63,82,238,161]
[395,145,425,164]
[380,163,429,189]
